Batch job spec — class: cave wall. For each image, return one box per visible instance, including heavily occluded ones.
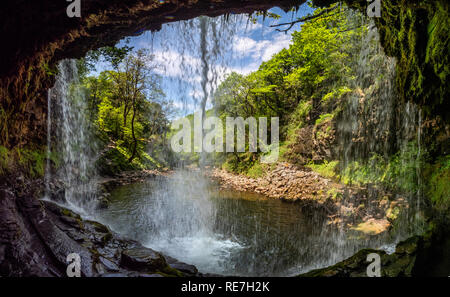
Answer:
[347,0,449,156]
[374,0,449,158]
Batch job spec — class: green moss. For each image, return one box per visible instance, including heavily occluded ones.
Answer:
[374,0,449,119]
[307,160,339,179]
[0,145,47,178]
[160,265,185,277]
[337,142,423,193]
[246,162,265,178]
[426,155,450,211]
[0,145,9,174]
[386,206,400,221]
[42,62,58,76]
[16,148,47,177]
[315,113,333,126]
[327,188,342,200]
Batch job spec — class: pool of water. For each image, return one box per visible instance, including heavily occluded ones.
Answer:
[95,171,397,276]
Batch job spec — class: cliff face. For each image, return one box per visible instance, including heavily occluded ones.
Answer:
[348,0,449,156]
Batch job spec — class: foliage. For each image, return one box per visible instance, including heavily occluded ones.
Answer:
[212,4,365,176]
[426,155,450,211]
[0,145,47,178]
[307,160,339,180]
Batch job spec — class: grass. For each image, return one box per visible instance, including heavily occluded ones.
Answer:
[426,155,450,211]
[307,160,339,179]
[0,145,48,178]
[246,162,265,178]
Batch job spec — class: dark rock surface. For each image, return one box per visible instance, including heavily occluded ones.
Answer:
[120,248,167,272]
[0,188,200,277]
[298,222,450,277]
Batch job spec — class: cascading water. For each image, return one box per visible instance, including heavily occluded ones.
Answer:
[336,20,425,240]
[46,59,99,216]
[145,14,247,166]
[96,169,405,276]
[42,5,426,277]
[44,89,52,199]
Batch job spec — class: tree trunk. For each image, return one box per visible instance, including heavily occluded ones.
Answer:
[128,102,137,163]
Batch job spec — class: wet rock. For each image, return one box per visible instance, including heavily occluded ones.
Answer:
[97,197,110,210]
[166,256,198,275]
[100,273,129,277]
[120,248,167,272]
[298,232,441,277]
[50,188,66,204]
[133,273,164,277]
[351,218,391,236]
[99,256,120,272]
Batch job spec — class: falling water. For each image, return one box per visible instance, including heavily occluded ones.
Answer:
[97,169,401,276]
[42,7,426,276]
[44,89,52,198]
[96,170,244,274]
[46,59,99,215]
[149,15,245,113]
[336,21,425,239]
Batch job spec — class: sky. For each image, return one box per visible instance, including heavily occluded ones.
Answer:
[104,2,315,118]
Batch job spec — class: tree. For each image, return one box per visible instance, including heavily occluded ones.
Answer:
[83,48,171,169]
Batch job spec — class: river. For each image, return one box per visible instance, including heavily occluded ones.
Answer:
[94,170,398,276]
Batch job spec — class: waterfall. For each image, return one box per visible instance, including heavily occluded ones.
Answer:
[336,21,425,239]
[44,89,52,199]
[96,170,244,274]
[46,59,98,216]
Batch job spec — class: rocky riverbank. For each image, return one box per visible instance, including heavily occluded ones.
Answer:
[99,169,173,190]
[0,167,209,277]
[209,163,343,202]
[208,163,408,236]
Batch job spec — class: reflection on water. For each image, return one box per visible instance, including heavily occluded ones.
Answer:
[96,171,397,276]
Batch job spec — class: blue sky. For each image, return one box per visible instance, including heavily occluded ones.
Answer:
[107,2,315,118]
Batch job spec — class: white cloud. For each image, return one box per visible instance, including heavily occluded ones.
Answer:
[242,21,263,33]
[152,50,202,83]
[261,33,292,61]
[232,32,292,63]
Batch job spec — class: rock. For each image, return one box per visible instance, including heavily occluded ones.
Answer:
[165,256,198,275]
[50,188,66,204]
[298,226,450,277]
[1,187,196,277]
[135,273,164,277]
[120,248,167,272]
[97,197,109,209]
[100,273,129,277]
[351,218,391,236]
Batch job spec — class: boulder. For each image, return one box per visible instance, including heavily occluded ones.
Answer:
[120,248,167,272]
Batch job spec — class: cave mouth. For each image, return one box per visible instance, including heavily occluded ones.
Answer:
[0,0,448,279]
[41,3,427,277]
